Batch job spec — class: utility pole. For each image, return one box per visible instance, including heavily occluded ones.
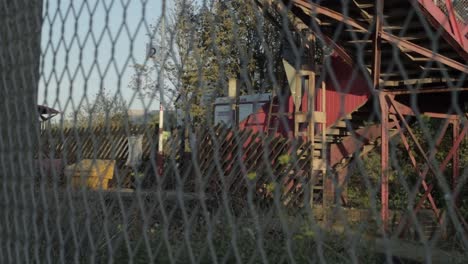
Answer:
[157,10,166,176]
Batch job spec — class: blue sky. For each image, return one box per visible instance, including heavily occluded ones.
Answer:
[38,0,168,116]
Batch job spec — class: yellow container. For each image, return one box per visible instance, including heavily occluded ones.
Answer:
[71,176,110,190]
[65,159,115,190]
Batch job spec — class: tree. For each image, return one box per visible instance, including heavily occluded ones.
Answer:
[209,0,284,92]
[191,0,284,103]
[131,0,285,126]
[69,89,128,127]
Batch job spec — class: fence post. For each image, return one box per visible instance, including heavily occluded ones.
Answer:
[0,1,44,260]
[157,104,165,177]
[229,78,240,128]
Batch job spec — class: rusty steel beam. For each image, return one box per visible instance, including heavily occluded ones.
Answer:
[383,87,468,95]
[395,182,436,238]
[291,0,367,31]
[393,121,440,219]
[441,119,468,183]
[386,95,463,234]
[388,98,459,236]
[400,120,451,235]
[426,119,467,188]
[398,118,451,235]
[415,0,468,60]
[255,0,355,66]
[387,99,462,120]
[278,0,355,65]
[289,0,468,74]
[379,93,390,231]
[418,119,451,182]
[380,33,468,74]
[414,184,435,215]
[372,0,384,90]
[406,121,467,229]
[387,96,442,178]
[452,119,460,204]
[418,112,460,120]
[454,206,468,235]
[444,0,463,45]
[336,166,349,206]
[318,33,354,66]
[329,123,397,166]
[386,98,468,233]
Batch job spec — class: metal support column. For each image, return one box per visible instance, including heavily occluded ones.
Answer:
[372,0,387,231]
[372,0,383,90]
[307,72,316,207]
[380,93,390,231]
[452,118,460,204]
[307,73,316,150]
[320,79,332,207]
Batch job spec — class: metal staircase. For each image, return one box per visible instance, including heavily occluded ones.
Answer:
[257,0,468,208]
[283,0,467,85]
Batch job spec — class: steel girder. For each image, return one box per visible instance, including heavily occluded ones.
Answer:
[289,0,468,74]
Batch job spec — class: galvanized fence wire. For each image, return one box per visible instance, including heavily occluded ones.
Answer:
[1,0,468,263]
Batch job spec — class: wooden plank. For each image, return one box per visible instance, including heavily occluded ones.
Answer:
[227,133,263,192]
[312,158,326,171]
[295,112,307,123]
[199,127,236,175]
[197,127,233,179]
[39,125,156,162]
[232,136,289,195]
[314,111,326,124]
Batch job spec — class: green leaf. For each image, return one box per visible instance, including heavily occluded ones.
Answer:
[278,154,290,165]
[247,172,257,181]
[266,182,276,193]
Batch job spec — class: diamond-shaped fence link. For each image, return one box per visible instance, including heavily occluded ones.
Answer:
[1,0,468,263]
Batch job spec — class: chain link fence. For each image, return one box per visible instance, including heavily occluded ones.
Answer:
[1,0,468,263]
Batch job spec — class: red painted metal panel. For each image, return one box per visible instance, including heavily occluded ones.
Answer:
[239,96,295,137]
[322,55,371,128]
[240,54,371,137]
[239,105,268,132]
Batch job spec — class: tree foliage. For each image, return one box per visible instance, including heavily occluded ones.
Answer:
[348,117,468,214]
[69,89,128,127]
[132,0,284,126]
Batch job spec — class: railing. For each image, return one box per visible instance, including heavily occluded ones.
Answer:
[452,0,467,23]
[434,0,467,23]
[425,0,468,49]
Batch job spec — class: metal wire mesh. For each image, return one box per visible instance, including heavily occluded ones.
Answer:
[1,0,468,263]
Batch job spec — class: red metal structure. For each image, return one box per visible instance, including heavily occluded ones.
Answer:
[245,0,468,233]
